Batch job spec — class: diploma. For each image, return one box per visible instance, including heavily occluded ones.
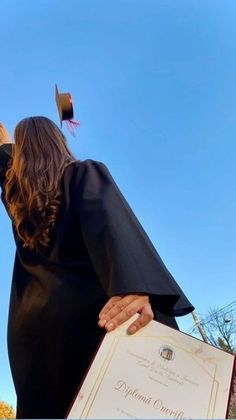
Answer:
[67,316,235,419]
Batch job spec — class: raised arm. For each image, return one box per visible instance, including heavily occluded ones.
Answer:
[0,124,13,188]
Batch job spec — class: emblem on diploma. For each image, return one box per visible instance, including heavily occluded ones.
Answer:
[159,346,175,361]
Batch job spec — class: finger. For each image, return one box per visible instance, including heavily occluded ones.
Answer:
[98,295,135,328]
[99,294,139,320]
[102,296,149,331]
[98,296,122,320]
[99,294,146,325]
[127,303,154,335]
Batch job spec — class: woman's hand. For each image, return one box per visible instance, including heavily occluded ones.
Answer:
[0,123,11,145]
[98,294,154,335]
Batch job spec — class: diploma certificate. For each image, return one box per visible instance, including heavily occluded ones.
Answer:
[67,316,235,419]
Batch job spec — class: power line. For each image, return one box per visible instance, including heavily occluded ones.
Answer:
[187,300,236,335]
[201,302,236,326]
[188,303,236,335]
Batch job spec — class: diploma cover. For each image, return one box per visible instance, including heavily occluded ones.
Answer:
[67,316,235,419]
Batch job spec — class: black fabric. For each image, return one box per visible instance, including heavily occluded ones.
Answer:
[0,144,194,418]
[0,143,13,182]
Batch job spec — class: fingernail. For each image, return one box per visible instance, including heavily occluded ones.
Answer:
[98,319,106,327]
[128,325,137,335]
[106,323,114,332]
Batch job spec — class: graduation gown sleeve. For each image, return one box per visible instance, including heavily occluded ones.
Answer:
[0,143,13,186]
[75,159,194,317]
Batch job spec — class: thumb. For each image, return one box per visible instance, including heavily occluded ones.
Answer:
[127,303,154,335]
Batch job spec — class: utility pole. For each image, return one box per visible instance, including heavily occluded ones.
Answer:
[191,310,209,343]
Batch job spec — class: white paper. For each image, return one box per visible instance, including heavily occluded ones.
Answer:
[67,316,235,419]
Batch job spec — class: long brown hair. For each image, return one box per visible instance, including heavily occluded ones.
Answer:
[4,116,77,252]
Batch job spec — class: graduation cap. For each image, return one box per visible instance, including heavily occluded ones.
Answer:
[55,84,74,127]
[55,84,80,136]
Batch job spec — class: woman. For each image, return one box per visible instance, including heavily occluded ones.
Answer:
[0,118,193,419]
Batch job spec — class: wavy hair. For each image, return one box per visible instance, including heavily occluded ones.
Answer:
[4,116,77,252]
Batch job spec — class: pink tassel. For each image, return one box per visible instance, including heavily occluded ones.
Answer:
[65,119,81,137]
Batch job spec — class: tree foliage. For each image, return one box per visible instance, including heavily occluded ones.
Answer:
[199,307,236,418]
[0,401,15,419]
[201,308,236,353]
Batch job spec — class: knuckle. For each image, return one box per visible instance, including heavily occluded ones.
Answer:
[117,304,125,312]
[125,307,134,317]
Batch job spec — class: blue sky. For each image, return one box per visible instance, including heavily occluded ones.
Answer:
[0,0,236,408]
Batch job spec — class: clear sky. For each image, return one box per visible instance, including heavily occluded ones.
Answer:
[0,0,236,408]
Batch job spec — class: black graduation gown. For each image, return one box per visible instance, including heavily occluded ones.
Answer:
[0,144,194,419]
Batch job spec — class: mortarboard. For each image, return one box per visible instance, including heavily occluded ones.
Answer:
[55,84,74,127]
[55,84,80,136]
